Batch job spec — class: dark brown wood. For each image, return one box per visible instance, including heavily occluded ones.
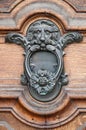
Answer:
[0,0,86,129]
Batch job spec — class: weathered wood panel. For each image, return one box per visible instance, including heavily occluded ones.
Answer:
[0,0,86,129]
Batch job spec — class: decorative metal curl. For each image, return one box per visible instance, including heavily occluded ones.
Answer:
[5,20,83,102]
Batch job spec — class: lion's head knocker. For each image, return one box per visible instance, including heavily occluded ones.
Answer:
[26,20,61,48]
[5,19,83,102]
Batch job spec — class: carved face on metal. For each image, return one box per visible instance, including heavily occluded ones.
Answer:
[5,19,83,102]
[26,20,61,48]
[25,20,63,100]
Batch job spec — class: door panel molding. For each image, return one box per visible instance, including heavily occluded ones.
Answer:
[0,0,86,129]
[0,0,86,31]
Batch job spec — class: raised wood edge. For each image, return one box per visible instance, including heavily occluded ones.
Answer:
[0,0,23,13]
[0,86,86,128]
[0,0,86,31]
[63,0,86,13]
[0,121,14,130]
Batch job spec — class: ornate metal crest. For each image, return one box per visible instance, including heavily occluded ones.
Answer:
[5,20,83,102]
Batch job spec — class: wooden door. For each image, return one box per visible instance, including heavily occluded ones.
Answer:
[0,0,86,130]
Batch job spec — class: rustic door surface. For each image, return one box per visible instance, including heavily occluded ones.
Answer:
[0,0,86,130]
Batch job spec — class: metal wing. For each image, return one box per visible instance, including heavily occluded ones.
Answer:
[5,33,28,49]
[58,32,83,49]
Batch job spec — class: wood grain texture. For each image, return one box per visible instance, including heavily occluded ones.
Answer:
[0,0,86,129]
[1,43,86,87]
[0,0,86,31]
[0,42,86,128]
[0,111,86,130]
[63,0,86,12]
[0,121,14,130]
[0,0,23,13]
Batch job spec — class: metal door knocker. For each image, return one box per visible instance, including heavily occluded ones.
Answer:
[5,20,83,102]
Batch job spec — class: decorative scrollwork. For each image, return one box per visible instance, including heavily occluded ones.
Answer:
[5,19,83,102]
[30,69,55,96]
